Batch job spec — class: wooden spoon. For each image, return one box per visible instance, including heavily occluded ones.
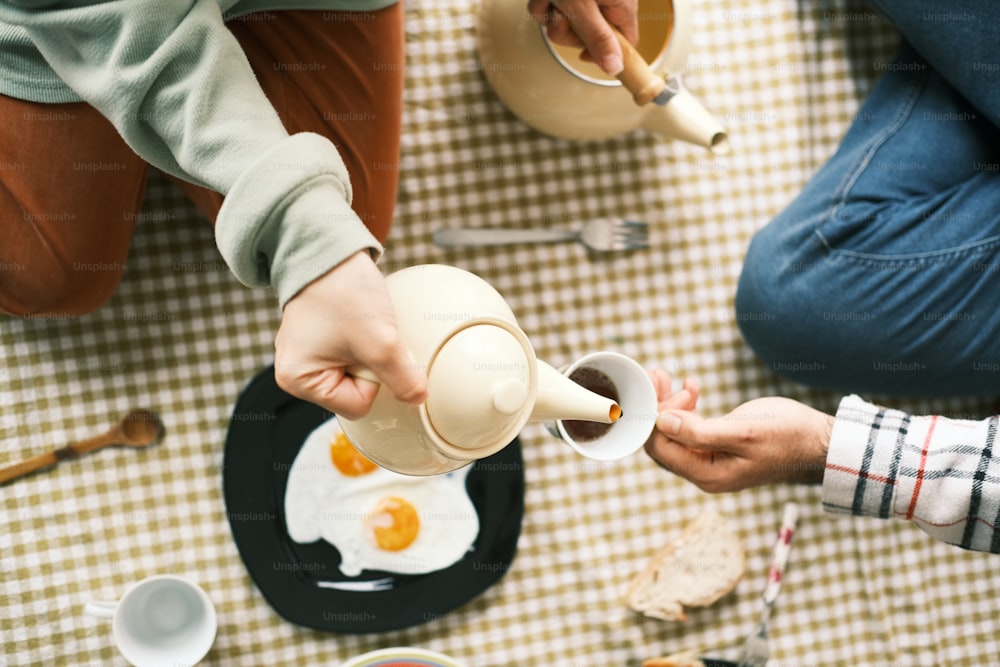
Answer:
[0,409,165,485]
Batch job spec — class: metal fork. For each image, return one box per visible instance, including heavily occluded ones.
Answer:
[737,502,799,667]
[432,217,650,252]
[317,577,394,592]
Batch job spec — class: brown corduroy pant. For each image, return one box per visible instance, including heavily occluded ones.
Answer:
[0,6,404,317]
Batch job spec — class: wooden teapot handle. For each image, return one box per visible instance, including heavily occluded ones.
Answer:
[611,28,668,106]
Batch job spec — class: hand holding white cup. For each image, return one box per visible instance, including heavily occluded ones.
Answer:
[84,575,217,667]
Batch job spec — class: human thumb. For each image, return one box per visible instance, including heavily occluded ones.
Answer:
[359,342,428,406]
[656,409,731,450]
[656,409,685,436]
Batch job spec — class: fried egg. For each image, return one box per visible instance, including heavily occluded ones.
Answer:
[283,417,480,576]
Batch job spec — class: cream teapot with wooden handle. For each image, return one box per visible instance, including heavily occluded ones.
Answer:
[476,0,729,153]
[338,264,625,476]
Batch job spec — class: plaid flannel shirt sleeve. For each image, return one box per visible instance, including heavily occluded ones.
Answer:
[822,395,1000,553]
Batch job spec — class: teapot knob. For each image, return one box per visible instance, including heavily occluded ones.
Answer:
[492,378,528,415]
[423,320,536,453]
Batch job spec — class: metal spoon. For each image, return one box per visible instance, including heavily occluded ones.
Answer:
[0,409,165,484]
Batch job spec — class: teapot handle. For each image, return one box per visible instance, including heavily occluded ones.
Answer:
[345,365,382,384]
[612,27,669,106]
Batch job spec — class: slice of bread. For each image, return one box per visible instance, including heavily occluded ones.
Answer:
[642,649,706,667]
[626,509,745,622]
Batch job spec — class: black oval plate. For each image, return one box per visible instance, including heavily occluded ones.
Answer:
[222,366,525,633]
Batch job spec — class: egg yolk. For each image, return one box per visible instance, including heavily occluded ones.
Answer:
[364,496,420,551]
[329,431,378,476]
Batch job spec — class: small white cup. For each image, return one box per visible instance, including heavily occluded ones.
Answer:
[546,351,658,461]
[84,575,217,667]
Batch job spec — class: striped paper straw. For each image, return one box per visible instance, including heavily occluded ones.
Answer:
[762,502,799,605]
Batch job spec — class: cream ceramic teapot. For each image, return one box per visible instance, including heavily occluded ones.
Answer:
[477,0,729,153]
[338,264,623,476]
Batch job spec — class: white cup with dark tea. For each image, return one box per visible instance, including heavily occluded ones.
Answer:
[546,351,658,460]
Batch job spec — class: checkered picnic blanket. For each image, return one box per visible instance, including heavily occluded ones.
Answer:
[3,0,999,665]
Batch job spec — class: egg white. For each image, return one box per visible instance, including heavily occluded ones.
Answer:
[283,417,480,576]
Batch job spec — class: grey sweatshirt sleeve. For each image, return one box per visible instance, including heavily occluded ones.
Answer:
[0,0,381,305]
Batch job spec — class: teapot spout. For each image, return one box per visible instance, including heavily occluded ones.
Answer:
[529,361,622,424]
[641,81,730,155]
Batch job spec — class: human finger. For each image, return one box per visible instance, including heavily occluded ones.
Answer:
[654,407,746,451]
[278,366,381,421]
[350,333,428,407]
[643,434,744,493]
[595,0,638,44]
[660,377,700,411]
[554,0,624,74]
[527,0,553,24]
[647,368,673,400]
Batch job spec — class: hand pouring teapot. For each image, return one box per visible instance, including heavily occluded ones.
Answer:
[338,264,623,476]
[477,0,729,153]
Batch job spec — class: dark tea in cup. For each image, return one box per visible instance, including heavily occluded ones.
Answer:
[546,351,657,461]
[563,366,621,442]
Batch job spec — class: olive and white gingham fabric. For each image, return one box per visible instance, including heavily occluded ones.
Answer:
[3,0,999,665]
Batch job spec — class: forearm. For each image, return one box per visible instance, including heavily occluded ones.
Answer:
[0,0,286,190]
[0,0,381,304]
[822,395,1000,553]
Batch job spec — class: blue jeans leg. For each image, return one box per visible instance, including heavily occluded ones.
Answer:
[736,41,1000,397]
[867,0,1000,127]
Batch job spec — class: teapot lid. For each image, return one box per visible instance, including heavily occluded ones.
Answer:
[423,321,535,452]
